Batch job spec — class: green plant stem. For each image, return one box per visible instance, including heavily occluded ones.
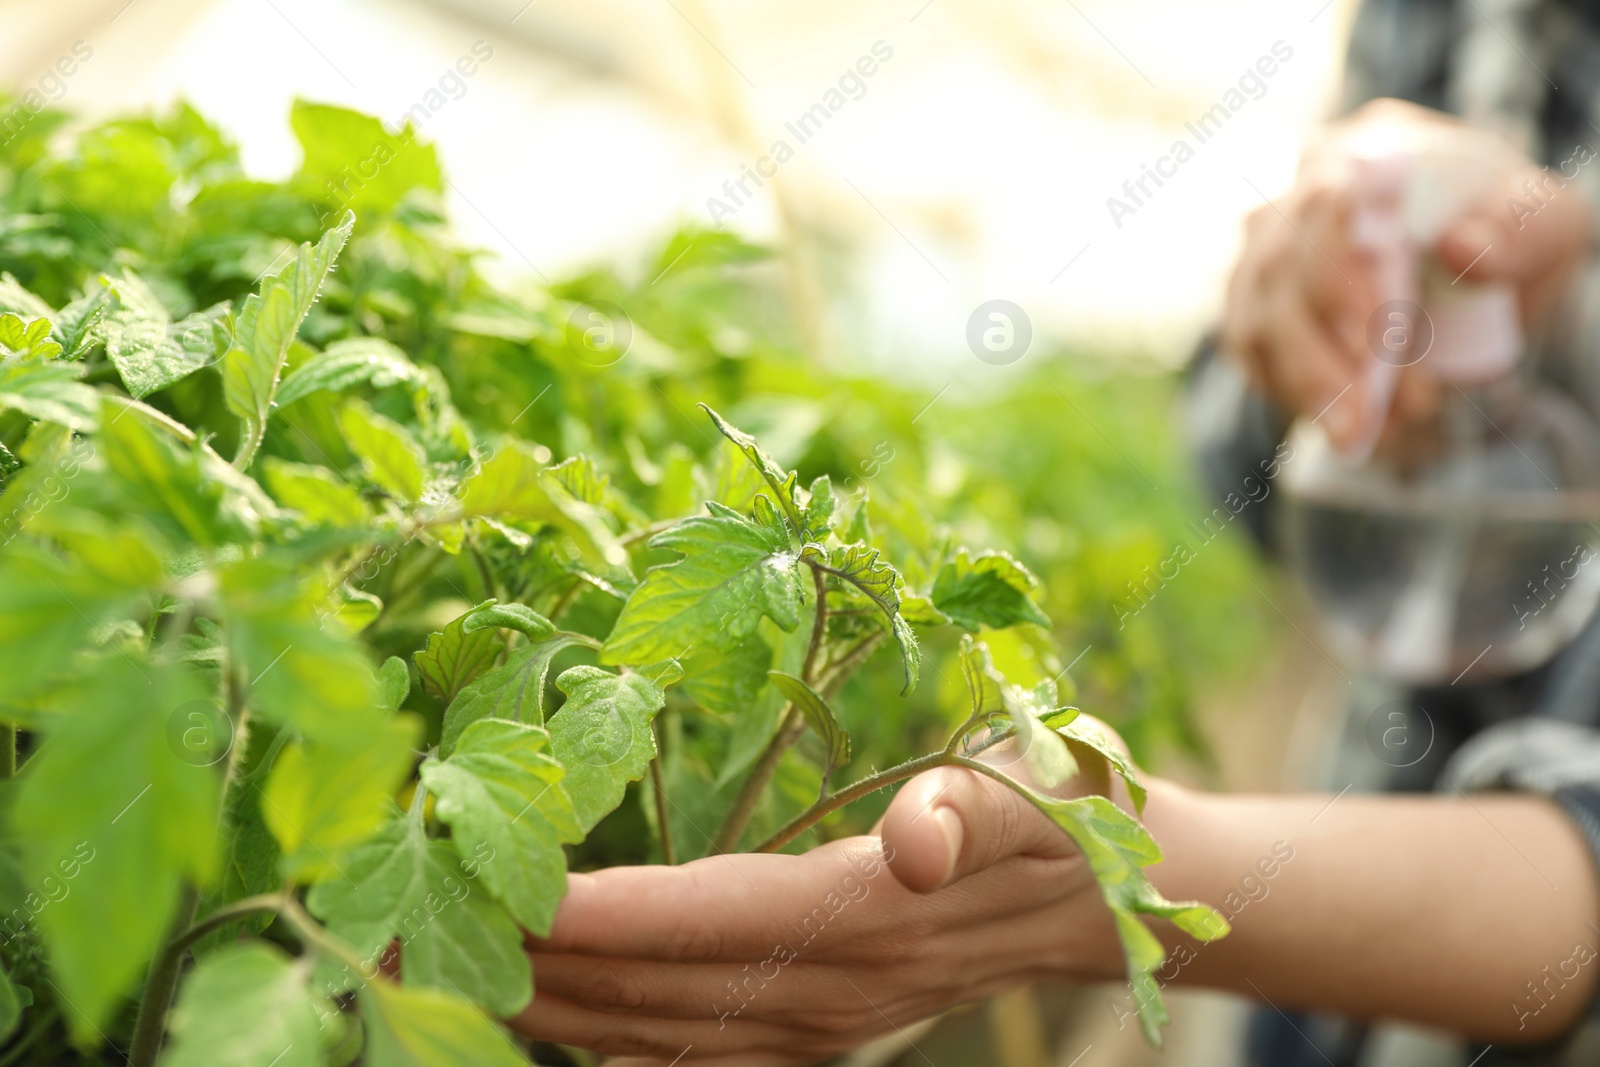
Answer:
[816,631,886,698]
[754,749,961,853]
[277,892,368,973]
[126,884,202,1067]
[713,565,829,853]
[128,661,257,1067]
[753,710,1011,853]
[649,720,675,865]
[546,577,585,623]
[469,544,497,600]
[948,753,1045,801]
[158,893,290,969]
[377,544,445,622]
[618,518,678,547]
[232,424,265,471]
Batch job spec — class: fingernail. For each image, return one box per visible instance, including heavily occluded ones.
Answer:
[932,806,963,887]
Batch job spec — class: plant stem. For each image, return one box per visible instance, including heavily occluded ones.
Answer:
[618,518,678,547]
[469,544,497,601]
[799,565,829,683]
[128,662,257,1067]
[713,566,829,853]
[949,753,1041,799]
[157,893,289,970]
[546,577,584,623]
[752,711,1015,854]
[816,632,885,698]
[126,885,201,1067]
[232,423,265,472]
[754,749,960,853]
[277,892,368,974]
[376,544,445,623]
[649,720,675,865]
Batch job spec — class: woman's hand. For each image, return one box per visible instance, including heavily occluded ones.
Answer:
[1222,98,1593,449]
[512,714,1600,1063]
[512,759,1133,1065]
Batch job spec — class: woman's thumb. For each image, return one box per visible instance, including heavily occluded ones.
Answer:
[880,764,1077,894]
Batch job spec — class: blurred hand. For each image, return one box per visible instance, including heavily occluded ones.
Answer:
[1221,98,1593,449]
[511,737,1141,1065]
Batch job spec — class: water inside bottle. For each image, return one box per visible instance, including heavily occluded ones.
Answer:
[1282,487,1600,682]
[1279,383,1600,684]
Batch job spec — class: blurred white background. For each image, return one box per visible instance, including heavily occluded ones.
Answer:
[0,0,1353,373]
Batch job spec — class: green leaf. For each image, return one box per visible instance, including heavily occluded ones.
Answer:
[0,965,21,1044]
[275,336,426,407]
[102,400,257,546]
[415,603,503,704]
[440,633,591,752]
[260,716,418,882]
[0,274,53,321]
[1008,693,1078,791]
[306,812,531,1015]
[768,671,849,780]
[1023,789,1227,1046]
[804,542,919,695]
[842,490,872,544]
[460,601,553,641]
[262,458,372,527]
[13,658,220,1042]
[546,454,610,506]
[457,440,554,521]
[359,979,529,1067]
[699,404,804,539]
[162,943,328,1067]
[547,665,673,832]
[0,545,144,710]
[34,512,165,591]
[291,100,443,217]
[899,594,949,627]
[195,776,280,955]
[219,559,392,747]
[600,513,801,667]
[679,637,771,717]
[380,656,411,712]
[100,273,230,398]
[51,286,113,360]
[420,718,580,936]
[339,398,428,503]
[0,344,98,430]
[0,439,19,483]
[801,474,835,541]
[101,397,278,538]
[933,549,1051,631]
[222,212,353,467]
[457,441,622,566]
[1046,710,1148,814]
[0,314,61,359]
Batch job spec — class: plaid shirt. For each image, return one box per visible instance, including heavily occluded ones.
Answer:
[1192,1,1600,1063]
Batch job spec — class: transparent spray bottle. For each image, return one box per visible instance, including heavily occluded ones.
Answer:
[1278,130,1600,684]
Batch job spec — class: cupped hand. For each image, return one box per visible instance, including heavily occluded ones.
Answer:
[1222,98,1593,450]
[510,758,1133,1065]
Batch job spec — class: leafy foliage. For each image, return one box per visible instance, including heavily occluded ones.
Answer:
[0,96,1267,1064]
[600,513,802,666]
[161,943,328,1067]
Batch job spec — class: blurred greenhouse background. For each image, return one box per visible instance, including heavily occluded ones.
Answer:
[0,0,1353,363]
[0,1,1362,1064]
